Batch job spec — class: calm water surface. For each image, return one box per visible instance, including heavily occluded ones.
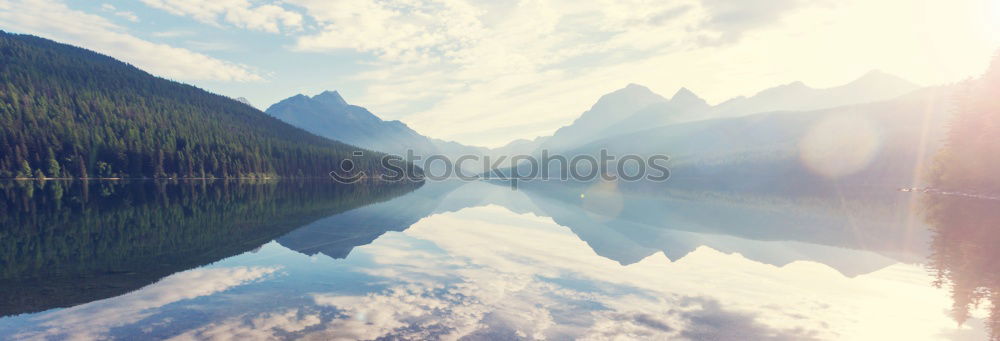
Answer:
[0,180,992,340]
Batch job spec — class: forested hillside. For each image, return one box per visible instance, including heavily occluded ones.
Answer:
[926,55,1000,338]
[0,31,390,179]
[931,52,1000,193]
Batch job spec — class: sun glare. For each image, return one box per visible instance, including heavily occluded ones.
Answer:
[990,0,1000,42]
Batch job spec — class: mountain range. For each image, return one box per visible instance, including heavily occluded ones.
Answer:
[266,91,440,157]
[0,29,938,186]
[456,69,948,191]
[559,85,953,193]
[261,69,922,184]
[264,91,545,175]
[538,71,921,154]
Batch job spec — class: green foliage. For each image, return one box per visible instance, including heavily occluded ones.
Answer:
[95,161,111,178]
[15,160,30,178]
[46,155,60,178]
[0,31,392,179]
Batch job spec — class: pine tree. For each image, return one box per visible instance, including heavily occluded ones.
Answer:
[155,149,165,178]
[46,152,60,178]
[76,155,88,179]
[933,51,1000,193]
[16,160,31,178]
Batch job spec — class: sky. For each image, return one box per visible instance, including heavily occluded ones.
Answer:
[0,0,998,147]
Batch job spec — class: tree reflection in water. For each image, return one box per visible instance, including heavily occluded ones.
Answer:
[0,179,420,317]
[926,194,1000,340]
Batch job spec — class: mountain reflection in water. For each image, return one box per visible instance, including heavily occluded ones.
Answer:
[0,179,992,340]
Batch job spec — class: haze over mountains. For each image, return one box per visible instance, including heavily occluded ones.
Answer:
[551,85,954,192]
[460,69,946,192]
[1,26,937,186]
[0,29,959,186]
[266,91,440,157]
[538,83,671,153]
[262,69,923,183]
[539,70,921,154]
[265,91,545,175]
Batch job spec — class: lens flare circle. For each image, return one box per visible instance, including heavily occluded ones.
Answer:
[580,181,624,221]
[798,115,882,179]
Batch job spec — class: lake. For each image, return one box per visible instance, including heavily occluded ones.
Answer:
[0,179,991,340]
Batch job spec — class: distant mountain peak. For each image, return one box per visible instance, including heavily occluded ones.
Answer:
[265,91,446,157]
[786,80,808,88]
[234,97,253,107]
[670,87,707,104]
[765,81,810,93]
[752,80,811,98]
[268,94,308,109]
[606,83,662,100]
[542,83,667,151]
[860,69,889,78]
[610,83,662,97]
[667,87,709,112]
[385,120,410,128]
[314,90,348,106]
[586,83,666,113]
[849,70,916,88]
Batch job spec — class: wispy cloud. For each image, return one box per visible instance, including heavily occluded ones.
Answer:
[151,30,199,39]
[270,0,822,146]
[0,0,262,82]
[3,0,993,146]
[170,308,321,340]
[101,3,140,22]
[13,266,279,340]
[697,0,810,45]
[185,40,239,51]
[141,0,304,33]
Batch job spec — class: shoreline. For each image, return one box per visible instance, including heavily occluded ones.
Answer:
[900,187,1000,201]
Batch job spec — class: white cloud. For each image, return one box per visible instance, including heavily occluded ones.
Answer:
[141,0,304,33]
[0,0,262,82]
[114,10,140,22]
[14,266,279,340]
[7,204,971,339]
[273,0,996,147]
[5,0,995,147]
[329,205,967,340]
[102,3,140,22]
[186,40,239,51]
[289,0,487,71]
[697,0,809,44]
[151,30,195,38]
[278,0,815,146]
[169,309,321,341]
